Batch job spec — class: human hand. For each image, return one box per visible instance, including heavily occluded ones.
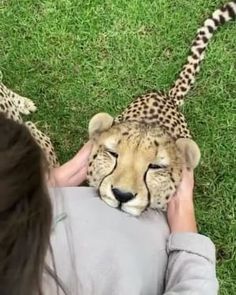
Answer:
[167,168,197,233]
[48,141,93,187]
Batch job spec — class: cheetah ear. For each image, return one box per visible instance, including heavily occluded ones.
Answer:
[89,112,114,138]
[176,138,201,169]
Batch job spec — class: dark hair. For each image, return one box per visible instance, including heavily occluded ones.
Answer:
[0,114,52,295]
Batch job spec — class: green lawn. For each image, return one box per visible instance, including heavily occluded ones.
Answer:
[1,0,235,293]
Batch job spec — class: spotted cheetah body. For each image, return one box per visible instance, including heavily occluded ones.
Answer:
[115,91,190,140]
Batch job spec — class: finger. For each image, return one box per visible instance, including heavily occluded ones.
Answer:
[80,140,93,153]
[181,167,194,184]
[182,166,193,177]
[74,141,93,165]
[171,167,194,198]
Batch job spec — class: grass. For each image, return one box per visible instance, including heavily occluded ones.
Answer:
[0,0,235,293]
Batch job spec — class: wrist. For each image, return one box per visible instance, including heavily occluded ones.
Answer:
[47,168,57,186]
[47,167,66,187]
[168,199,198,233]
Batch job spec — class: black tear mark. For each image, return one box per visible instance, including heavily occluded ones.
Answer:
[98,159,118,196]
[143,169,151,209]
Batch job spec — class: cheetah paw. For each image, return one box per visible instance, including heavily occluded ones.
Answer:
[20,97,37,114]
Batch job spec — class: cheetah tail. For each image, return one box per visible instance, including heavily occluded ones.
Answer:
[168,1,236,106]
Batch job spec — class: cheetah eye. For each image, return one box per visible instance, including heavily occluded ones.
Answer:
[148,164,166,170]
[107,150,118,158]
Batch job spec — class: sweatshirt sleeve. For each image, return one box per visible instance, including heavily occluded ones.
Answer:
[163,232,219,295]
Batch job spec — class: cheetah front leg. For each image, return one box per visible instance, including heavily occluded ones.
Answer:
[25,121,59,168]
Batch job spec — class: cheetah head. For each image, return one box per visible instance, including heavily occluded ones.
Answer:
[87,113,200,216]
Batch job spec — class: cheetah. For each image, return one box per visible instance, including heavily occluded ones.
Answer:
[87,1,236,216]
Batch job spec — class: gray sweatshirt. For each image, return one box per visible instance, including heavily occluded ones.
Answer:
[44,187,218,295]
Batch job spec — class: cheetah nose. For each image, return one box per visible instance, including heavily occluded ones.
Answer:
[112,188,135,203]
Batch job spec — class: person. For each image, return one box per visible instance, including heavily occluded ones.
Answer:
[0,114,218,295]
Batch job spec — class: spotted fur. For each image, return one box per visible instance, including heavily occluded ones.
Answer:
[0,76,58,168]
[88,2,236,215]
